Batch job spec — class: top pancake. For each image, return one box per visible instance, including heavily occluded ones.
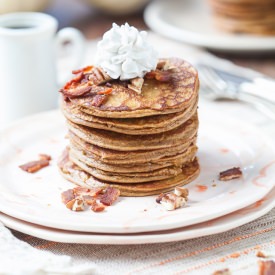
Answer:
[68,58,199,118]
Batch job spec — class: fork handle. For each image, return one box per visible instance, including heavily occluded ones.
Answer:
[238,92,275,120]
[240,77,275,105]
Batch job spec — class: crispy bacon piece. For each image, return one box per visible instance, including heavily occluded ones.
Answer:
[60,85,92,99]
[72,65,93,75]
[59,65,114,101]
[259,260,275,275]
[39,154,52,161]
[61,185,111,213]
[74,186,104,197]
[59,67,93,99]
[90,94,106,107]
[145,71,157,79]
[219,167,243,181]
[100,187,120,206]
[82,195,96,205]
[97,88,113,95]
[63,73,84,90]
[90,200,105,212]
[19,159,50,173]
[145,70,172,82]
[155,71,172,82]
[61,189,76,204]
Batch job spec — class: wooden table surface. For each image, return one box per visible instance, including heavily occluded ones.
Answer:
[46,0,275,78]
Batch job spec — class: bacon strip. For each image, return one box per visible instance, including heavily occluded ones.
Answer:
[90,94,106,107]
[97,88,113,95]
[60,85,92,99]
[72,66,93,75]
[19,159,50,173]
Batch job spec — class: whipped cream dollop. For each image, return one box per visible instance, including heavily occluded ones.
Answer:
[95,23,158,80]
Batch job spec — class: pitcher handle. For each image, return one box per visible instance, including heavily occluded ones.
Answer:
[56,27,86,87]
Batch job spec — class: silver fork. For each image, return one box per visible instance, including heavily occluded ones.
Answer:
[198,64,275,120]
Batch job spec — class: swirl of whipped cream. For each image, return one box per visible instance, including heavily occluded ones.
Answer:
[95,23,158,80]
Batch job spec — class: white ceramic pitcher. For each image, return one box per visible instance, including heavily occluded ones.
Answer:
[0,12,85,128]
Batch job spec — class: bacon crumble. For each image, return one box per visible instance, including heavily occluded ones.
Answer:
[259,260,275,275]
[219,167,243,181]
[145,60,175,82]
[100,187,121,206]
[61,189,76,204]
[61,186,120,213]
[39,154,52,161]
[90,94,107,107]
[90,200,105,212]
[19,154,51,173]
[257,251,268,258]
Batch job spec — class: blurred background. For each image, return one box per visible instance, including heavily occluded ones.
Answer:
[1,0,274,77]
[0,0,147,37]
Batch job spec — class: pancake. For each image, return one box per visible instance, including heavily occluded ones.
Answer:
[62,97,198,135]
[59,55,200,197]
[58,148,200,196]
[213,15,275,35]
[66,112,198,151]
[70,156,183,183]
[208,0,275,35]
[68,58,199,118]
[69,131,197,164]
[69,142,197,173]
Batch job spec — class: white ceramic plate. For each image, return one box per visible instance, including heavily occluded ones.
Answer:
[144,0,275,52]
[0,104,274,234]
[1,188,274,244]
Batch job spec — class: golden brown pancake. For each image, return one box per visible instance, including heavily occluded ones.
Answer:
[66,112,198,151]
[69,131,197,165]
[69,142,197,173]
[58,148,200,196]
[68,58,199,118]
[208,0,275,35]
[70,156,183,183]
[62,97,198,135]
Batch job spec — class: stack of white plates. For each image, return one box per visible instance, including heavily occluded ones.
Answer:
[0,102,274,244]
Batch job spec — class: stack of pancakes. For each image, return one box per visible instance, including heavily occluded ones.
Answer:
[59,58,200,196]
[208,0,275,35]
